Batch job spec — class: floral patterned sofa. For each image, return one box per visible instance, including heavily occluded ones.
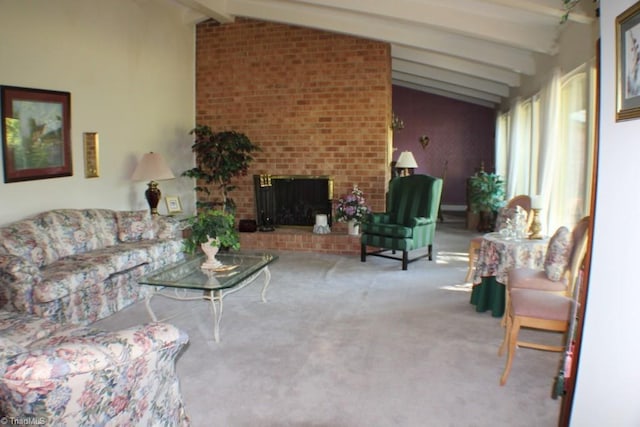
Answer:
[0,209,186,325]
[0,310,190,424]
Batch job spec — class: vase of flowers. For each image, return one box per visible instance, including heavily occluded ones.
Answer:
[335,185,371,235]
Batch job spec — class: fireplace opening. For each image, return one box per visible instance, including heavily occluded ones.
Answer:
[254,175,333,228]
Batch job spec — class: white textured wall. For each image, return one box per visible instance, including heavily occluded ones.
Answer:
[571,1,640,425]
[0,0,196,225]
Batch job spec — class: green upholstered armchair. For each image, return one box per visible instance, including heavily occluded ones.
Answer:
[360,174,443,270]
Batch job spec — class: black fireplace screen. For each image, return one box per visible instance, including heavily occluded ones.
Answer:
[254,175,333,228]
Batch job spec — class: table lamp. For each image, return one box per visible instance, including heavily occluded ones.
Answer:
[131,152,175,215]
[396,151,418,176]
[529,195,544,239]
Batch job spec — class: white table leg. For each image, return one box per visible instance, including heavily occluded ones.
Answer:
[144,265,272,343]
[261,266,271,302]
[206,290,223,343]
[145,294,158,322]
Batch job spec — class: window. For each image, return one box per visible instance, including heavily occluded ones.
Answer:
[498,62,596,232]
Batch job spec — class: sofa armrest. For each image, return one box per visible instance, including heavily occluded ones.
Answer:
[4,322,188,379]
[0,254,41,312]
[1,322,190,424]
[152,215,186,239]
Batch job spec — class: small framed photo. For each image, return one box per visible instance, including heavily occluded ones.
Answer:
[616,1,640,121]
[1,86,72,182]
[165,195,183,215]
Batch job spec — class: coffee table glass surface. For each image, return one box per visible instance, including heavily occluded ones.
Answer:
[139,252,277,342]
[139,252,277,290]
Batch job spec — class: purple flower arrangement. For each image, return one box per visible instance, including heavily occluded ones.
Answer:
[335,185,371,225]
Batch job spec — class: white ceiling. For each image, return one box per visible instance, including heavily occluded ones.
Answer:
[171,0,596,108]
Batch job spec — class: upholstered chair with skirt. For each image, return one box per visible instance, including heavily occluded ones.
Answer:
[360,174,443,270]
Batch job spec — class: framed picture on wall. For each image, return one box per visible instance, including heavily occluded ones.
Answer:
[1,86,72,182]
[165,195,183,215]
[616,1,640,121]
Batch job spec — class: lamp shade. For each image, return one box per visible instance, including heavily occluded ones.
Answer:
[396,151,418,169]
[131,152,175,181]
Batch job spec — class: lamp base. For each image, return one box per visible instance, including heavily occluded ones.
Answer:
[528,208,543,239]
[145,181,161,215]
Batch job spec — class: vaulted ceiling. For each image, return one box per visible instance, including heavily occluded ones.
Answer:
[171,0,596,108]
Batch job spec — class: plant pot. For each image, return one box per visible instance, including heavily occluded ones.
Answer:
[347,219,360,236]
[477,210,497,232]
[201,238,223,269]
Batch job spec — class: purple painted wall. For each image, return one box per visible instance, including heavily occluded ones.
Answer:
[392,85,497,206]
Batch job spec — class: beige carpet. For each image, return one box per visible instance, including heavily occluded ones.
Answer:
[94,216,563,426]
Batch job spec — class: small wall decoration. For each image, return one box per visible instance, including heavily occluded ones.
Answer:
[165,195,183,215]
[419,135,430,150]
[1,86,72,182]
[616,1,640,121]
[83,132,99,178]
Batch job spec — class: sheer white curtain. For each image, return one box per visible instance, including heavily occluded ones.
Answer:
[505,98,532,198]
[536,68,562,234]
[498,63,595,235]
[551,66,590,230]
[495,113,509,179]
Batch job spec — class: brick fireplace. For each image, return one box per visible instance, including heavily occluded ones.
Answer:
[195,18,391,253]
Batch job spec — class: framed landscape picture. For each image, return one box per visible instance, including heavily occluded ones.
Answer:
[616,1,640,121]
[1,86,72,182]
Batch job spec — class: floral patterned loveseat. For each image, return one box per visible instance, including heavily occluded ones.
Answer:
[0,209,186,324]
[0,310,190,424]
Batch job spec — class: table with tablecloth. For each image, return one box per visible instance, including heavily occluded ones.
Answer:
[469,232,548,317]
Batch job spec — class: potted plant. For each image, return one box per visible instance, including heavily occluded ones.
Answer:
[182,125,261,213]
[468,170,506,231]
[335,185,371,235]
[183,210,241,267]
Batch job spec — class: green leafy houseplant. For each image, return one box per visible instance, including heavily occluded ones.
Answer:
[182,210,240,254]
[468,171,506,214]
[182,125,260,213]
[468,171,506,232]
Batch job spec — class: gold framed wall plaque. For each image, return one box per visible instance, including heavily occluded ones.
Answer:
[83,132,99,178]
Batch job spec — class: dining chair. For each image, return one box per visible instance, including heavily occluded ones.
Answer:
[498,288,575,385]
[465,195,532,282]
[503,216,590,322]
[498,217,590,385]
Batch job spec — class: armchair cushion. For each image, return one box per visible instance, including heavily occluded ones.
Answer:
[361,223,413,239]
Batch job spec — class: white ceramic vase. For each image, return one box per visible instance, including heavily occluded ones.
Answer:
[201,237,223,269]
[347,219,360,236]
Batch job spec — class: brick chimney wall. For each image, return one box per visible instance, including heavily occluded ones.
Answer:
[195,18,392,238]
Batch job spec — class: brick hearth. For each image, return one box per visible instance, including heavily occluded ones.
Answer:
[239,226,361,255]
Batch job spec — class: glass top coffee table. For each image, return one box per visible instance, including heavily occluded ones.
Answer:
[139,252,278,342]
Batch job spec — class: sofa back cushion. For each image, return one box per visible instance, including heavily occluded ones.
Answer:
[0,215,60,267]
[0,209,119,267]
[116,210,155,242]
[42,209,118,260]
